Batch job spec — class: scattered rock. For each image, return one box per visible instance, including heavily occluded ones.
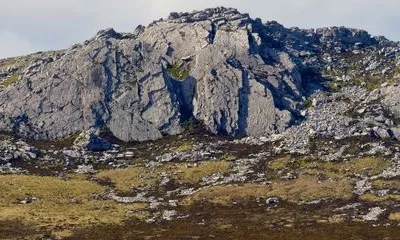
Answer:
[75,165,95,174]
[266,197,279,205]
[18,196,39,204]
[74,129,112,152]
[162,210,177,221]
[362,207,386,221]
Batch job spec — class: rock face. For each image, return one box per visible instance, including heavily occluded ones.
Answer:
[0,7,304,141]
[1,7,399,143]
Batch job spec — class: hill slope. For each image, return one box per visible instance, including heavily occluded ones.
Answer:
[0,7,400,144]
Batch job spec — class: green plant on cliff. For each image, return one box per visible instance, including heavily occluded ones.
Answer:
[167,63,190,80]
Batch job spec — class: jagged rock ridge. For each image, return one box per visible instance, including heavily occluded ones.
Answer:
[0,7,398,142]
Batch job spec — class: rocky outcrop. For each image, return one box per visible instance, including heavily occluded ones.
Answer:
[0,7,400,143]
[0,7,304,141]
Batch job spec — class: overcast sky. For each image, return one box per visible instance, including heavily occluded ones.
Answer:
[0,0,399,58]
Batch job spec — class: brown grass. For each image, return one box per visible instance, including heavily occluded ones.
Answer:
[172,161,232,184]
[388,212,400,221]
[95,167,158,192]
[182,175,353,206]
[181,184,268,205]
[359,193,400,202]
[267,175,354,203]
[371,179,400,190]
[300,157,389,180]
[0,174,147,235]
[269,156,291,170]
[95,161,232,192]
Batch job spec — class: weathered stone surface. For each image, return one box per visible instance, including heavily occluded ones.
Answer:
[381,86,400,116]
[0,7,304,141]
[2,7,400,143]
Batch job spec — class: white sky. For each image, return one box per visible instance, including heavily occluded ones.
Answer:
[0,0,399,58]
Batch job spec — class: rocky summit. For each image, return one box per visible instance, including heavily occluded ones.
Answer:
[0,7,303,142]
[1,6,391,143]
[3,7,400,239]
[1,7,400,146]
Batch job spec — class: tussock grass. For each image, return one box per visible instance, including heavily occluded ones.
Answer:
[371,179,400,190]
[388,212,400,221]
[182,184,268,205]
[183,175,353,206]
[0,175,147,232]
[267,175,354,203]
[270,157,389,180]
[95,167,158,192]
[173,161,232,184]
[96,161,232,192]
[359,193,400,202]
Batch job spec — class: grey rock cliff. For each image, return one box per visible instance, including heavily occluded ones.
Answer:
[0,7,303,141]
[1,7,400,143]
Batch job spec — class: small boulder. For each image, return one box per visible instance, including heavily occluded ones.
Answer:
[266,197,279,205]
[95,28,122,40]
[390,127,400,141]
[372,127,390,139]
[74,129,112,152]
[75,165,95,174]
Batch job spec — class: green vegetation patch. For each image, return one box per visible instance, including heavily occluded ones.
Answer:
[167,63,190,80]
[0,59,19,72]
[2,74,21,87]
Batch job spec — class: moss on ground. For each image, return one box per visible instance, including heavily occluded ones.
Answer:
[0,59,18,71]
[268,156,291,171]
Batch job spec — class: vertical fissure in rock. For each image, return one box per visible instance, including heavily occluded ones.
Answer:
[113,49,123,94]
[208,22,217,44]
[95,41,115,128]
[216,110,228,136]
[237,69,250,136]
